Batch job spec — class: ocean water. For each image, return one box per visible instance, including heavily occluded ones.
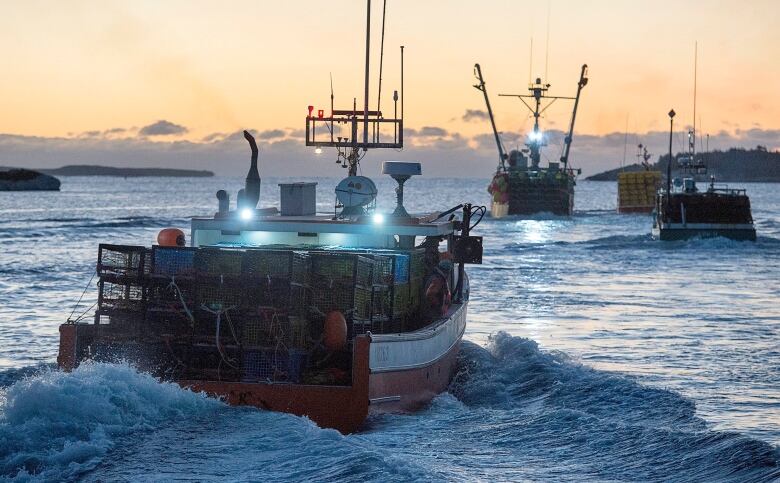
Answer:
[0,176,778,482]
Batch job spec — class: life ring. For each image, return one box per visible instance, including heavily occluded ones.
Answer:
[424,269,451,318]
[157,228,186,247]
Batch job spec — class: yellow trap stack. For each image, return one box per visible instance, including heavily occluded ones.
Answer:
[617,171,662,213]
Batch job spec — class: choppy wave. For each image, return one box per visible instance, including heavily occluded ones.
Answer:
[1,334,777,482]
[444,333,780,482]
[0,363,221,481]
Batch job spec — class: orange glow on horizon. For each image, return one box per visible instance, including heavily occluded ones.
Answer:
[1,0,779,141]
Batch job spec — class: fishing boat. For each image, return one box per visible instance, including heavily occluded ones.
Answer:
[653,45,756,241]
[474,63,587,217]
[57,1,485,434]
[653,113,755,241]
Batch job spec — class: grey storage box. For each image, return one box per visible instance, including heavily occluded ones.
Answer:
[279,182,317,216]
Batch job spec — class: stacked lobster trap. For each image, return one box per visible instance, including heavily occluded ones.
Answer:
[91,243,431,384]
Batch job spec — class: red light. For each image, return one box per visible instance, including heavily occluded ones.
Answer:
[318,109,324,118]
[307,105,314,118]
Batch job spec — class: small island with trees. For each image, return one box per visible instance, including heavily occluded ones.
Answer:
[587,146,780,182]
[41,165,214,177]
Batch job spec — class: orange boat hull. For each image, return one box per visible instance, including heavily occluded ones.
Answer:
[57,304,466,434]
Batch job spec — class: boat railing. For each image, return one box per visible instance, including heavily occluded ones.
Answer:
[708,184,746,196]
[305,113,402,149]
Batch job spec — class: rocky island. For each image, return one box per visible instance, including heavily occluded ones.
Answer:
[0,168,61,191]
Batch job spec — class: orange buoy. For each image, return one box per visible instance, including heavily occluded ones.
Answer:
[157,228,186,247]
[425,273,451,317]
[323,310,348,351]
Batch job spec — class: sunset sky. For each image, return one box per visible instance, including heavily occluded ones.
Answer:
[1,0,779,176]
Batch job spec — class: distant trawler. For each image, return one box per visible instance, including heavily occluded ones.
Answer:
[0,168,60,191]
[474,63,587,217]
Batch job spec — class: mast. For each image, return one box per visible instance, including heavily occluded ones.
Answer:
[560,64,588,171]
[499,64,586,171]
[304,0,403,175]
[473,64,506,171]
[691,41,697,161]
[667,109,676,198]
[530,79,544,169]
[637,143,651,170]
[363,0,371,147]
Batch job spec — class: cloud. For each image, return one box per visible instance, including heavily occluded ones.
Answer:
[0,126,777,178]
[256,129,286,140]
[138,120,188,136]
[201,132,226,143]
[462,109,489,122]
[78,130,102,138]
[286,128,306,140]
[418,126,448,137]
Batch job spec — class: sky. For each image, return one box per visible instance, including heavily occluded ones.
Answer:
[1,0,779,177]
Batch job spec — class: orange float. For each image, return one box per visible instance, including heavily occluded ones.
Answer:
[157,228,186,247]
[323,310,347,351]
[425,273,451,317]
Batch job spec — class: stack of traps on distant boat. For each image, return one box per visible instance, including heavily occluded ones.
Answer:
[88,243,430,385]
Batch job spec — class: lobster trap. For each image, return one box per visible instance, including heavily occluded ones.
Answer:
[90,243,435,384]
[242,348,308,383]
[242,310,311,349]
[151,246,197,278]
[242,250,311,314]
[97,244,150,280]
[195,248,244,276]
[197,278,244,312]
[146,278,196,315]
[97,278,145,315]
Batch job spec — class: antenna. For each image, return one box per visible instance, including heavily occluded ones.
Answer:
[401,45,405,120]
[330,73,334,143]
[544,1,551,83]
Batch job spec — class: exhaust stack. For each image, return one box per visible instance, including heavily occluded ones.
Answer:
[243,130,261,209]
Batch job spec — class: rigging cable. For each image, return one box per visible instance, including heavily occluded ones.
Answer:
[469,205,487,231]
[67,270,96,322]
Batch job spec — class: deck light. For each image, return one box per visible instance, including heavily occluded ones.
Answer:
[372,212,385,224]
[240,208,254,220]
[529,130,543,142]
[315,147,323,155]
